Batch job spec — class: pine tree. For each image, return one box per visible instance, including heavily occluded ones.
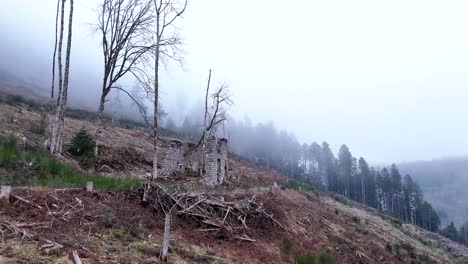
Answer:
[337,144,353,197]
[320,142,337,191]
[441,222,459,241]
[358,158,370,205]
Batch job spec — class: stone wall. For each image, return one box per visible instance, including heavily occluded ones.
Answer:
[159,136,228,186]
[203,137,228,186]
[160,139,201,177]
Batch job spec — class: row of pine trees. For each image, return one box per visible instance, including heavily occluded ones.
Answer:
[294,142,440,232]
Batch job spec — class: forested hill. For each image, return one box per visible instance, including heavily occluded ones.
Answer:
[398,157,468,228]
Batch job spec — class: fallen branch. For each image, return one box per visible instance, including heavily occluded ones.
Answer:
[141,184,284,239]
[11,195,43,209]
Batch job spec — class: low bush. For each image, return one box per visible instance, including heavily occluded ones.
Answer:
[68,128,95,157]
[351,216,361,223]
[294,251,334,264]
[282,237,294,254]
[419,254,437,264]
[332,195,349,205]
[400,242,414,252]
[283,180,317,192]
[316,251,333,264]
[295,254,315,264]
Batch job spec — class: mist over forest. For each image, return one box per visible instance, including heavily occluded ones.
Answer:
[1,0,468,256]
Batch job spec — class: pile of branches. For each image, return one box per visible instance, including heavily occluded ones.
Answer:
[142,184,284,241]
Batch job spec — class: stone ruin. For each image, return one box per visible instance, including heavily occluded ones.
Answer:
[159,136,229,186]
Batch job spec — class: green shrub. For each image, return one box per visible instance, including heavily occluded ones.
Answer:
[0,135,20,167]
[419,254,437,264]
[317,251,333,264]
[400,242,414,252]
[294,252,333,264]
[332,195,349,205]
[29,114,47,135]
[385,243,393,252]
[282,237,294,254]
[351,216,361,223]
[295,254,315,264]
[392,219,403,227]
[283,180,317,192]
[68,128,95,157]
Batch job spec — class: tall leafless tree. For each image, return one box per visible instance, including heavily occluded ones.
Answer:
[49,0,74,154]
[94,0,154,156]
[151,0,187,180]
[50,0,61,106]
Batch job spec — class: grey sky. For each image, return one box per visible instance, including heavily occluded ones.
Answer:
[2,0,468,163]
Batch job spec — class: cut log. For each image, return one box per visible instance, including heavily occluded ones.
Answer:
[72,250,82,264]
[0,185,11,208]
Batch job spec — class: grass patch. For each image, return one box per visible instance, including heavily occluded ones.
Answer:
[392,219,403,227]
[294,251,334,264]
[419,254,437,264]
[331,194,349,205]
[399,242,414,252]
[295,254,315,264]
[283,180,317,192]
[0,135,140,191]
[282,237,294,254]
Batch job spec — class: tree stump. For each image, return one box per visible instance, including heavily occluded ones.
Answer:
[0,185,11,208]
[86,182,93,192]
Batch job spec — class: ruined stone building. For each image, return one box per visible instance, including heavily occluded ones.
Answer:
[159,136,229,185]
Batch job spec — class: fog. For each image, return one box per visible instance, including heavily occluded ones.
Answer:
[2,0,468,163]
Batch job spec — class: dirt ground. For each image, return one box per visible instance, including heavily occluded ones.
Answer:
[2,187,464,264]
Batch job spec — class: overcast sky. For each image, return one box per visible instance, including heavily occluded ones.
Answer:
[2,0,468,163]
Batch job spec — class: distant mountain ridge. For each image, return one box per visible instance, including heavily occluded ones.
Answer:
[0,69,49,102]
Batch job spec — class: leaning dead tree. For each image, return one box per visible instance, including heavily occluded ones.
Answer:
[94,0,154,156]
[197,70,232,172]
[150,0,187,181]
[49,0,75,154]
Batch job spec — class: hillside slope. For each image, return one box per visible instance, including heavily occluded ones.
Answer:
[1,98,468,263]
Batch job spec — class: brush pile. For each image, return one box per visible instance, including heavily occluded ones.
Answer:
[142,184,284,241]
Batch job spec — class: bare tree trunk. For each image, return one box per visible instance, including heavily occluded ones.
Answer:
[201,69,212,175]
[48,0,61,148]
[50,0,74,154]
[94,89,107,156]
[152,15,161,180]
[361,174,365,205]
[49,0,67,154]
[160,212,171,260]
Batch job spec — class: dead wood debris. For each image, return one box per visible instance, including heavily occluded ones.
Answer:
[0,221,63,254]
[142,184,284,240]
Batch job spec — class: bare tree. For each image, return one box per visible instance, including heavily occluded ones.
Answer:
[94,0,155,156]
[197,73,232,147]
[196,70,232,175]
[151,0,187,180]
[49,0,74,154]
